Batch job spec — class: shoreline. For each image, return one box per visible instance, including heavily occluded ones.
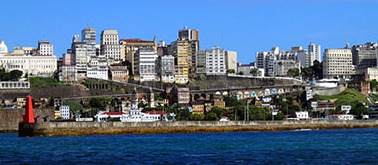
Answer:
[18,120,378,137]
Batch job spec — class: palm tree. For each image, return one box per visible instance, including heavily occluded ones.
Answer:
[250,68,261,76]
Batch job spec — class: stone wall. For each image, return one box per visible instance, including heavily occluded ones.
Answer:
[19,120,378,137]
[0,108,55,132]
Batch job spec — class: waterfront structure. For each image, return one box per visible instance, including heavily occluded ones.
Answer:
[159,55,175,83]
[170,40,190,84]
[119,38,156,75]
[308,43,321,64]
[178,27,199,76]
[323,48,354,79]
[135,48,158,82]
[191,102,204,114]
[59,106,70,119]
[352,42,377,69]
[225,51,237,72]
[109,63,129,82]
[326,114,355,120]
[274,60,300,77]
[37,40,53,55]
[295,111,309,120]
[81,25,96,57]
[205,46,226,75]
[101,30,122,63]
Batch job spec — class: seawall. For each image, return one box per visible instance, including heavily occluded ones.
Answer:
[0,108,54,132]
[19,120,378,137]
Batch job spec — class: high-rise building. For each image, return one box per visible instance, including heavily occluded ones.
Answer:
[119,38,156,75]
[71,35,87,76]
[135,48,158,82]
[178,27,199,76]
[205,46,226,75]
[81,25,96,57]
[170,39,190,84]
[352,42,377,69]
[196,51,206,74]
[225,51,237,72]
[274,60,300,77]
[160,55,175,83]
[323,48,354,79]
[309,43,321,64]
[100,30,122,63]
[37,40,53,55]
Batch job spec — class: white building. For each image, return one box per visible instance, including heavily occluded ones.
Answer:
[225,51,237,72]
[0,54,57,77]
[59,65,77,83]
[71,35,88,77]
[136,48,158,82]
[341,105,352,114]
[37,40,53,55]
[59,105,70,119]
[81,25,96,57]
[86,66,108,80]
[323,48,354,79]
[308,43,321,64]
[160,55,175,83]
[205,46,226,75]
[295,111,309,120]
[274,60,300,77]
[0,40,8,55]
[101,30,122,63]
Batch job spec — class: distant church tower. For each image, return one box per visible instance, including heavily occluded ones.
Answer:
[149,87,155,108]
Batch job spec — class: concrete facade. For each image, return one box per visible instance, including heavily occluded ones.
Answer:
[225,51,237,72]
[323,48,354,79]
[37,40,53,55]
[100,30,122,63]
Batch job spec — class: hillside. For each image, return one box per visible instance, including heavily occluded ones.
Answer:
[314,88,368,107]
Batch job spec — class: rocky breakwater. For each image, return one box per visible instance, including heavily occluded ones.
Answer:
[18,120,378,137]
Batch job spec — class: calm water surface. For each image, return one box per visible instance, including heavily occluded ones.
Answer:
[1,128,378,164]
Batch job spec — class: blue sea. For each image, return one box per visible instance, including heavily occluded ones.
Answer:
[1,128,378,164]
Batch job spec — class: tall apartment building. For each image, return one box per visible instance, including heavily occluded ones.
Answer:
[81,25,96,57]
[71,35,87,76]
[135,48,158,82]
[309,43,321,64]
[100,30,122,63]
[160,55,175,83]
[170,40,190,84]
[274,60,300,77]
[352,42,377,69]
[119,38,156,75]
[196,51,206,74]
[37,40,53,55]
[256,47,304,77]
[205,46,226,75]
[178,27,199,76]
[225,51,237,72]
[323,48,354,79]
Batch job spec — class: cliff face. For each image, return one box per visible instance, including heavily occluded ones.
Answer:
[0,108,55,132]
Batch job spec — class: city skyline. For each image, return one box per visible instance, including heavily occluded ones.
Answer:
[1,0,378,63]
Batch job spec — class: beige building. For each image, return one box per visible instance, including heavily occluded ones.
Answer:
[170,40,190,84]
[109,63,129,82]
[274,60,300,77]
[100,30,122,63]
[225,51,237,72]
[191,102,204,114]
[323,48,354,79]
[119,38,156,75]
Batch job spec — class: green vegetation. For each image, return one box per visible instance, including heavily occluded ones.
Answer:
[89,97,112,110]
[63,101,83,113]
[29,77,69,88]
[313,88,368,107]
[0,69,23,81]
[226,69,235,74]
[286,68,300,77]
[250,68,261,76]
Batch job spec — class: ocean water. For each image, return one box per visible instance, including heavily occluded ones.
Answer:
[1,128,378,164]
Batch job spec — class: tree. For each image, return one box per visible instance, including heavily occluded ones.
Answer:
[301,67,313,81]
[286,68,300,77]
[64,101,83,113]
[238,71,244,75]
[311,60,323,80]
[226,69,236,74]
[350,102,368,119]
[205,112,218,121]
[189,114,204,121]
[250,68,261,76]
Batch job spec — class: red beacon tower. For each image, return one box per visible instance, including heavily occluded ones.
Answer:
[23,95,35,123]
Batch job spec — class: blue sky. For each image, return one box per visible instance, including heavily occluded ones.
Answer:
[0,0,378,63]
